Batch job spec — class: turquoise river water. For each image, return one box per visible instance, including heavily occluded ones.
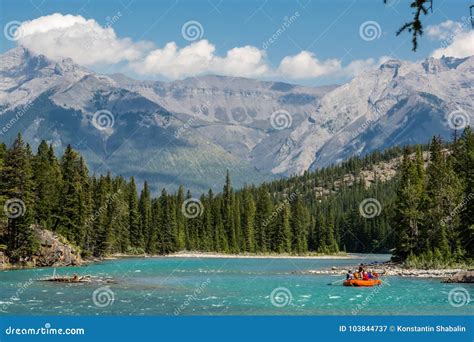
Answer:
[0,254,472,315]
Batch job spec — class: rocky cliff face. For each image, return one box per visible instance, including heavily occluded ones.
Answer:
[33,227,82,267]
[0,47,472,193]
[1,226,82,268]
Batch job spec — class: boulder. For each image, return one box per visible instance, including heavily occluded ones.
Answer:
[443,271,474,283]
[33,227,82,267]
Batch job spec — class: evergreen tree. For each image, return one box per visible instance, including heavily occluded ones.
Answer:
[393,147,425,260]
[241,188,256,252]
[1,134,37,261]
[128,177,143,250]
[140,182,153,253]
[255,187,272,252]
[56,145,86,246]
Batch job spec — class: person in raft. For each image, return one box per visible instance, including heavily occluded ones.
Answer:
[348,268,378,280]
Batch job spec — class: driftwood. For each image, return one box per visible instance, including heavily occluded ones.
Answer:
[39,275,91,283]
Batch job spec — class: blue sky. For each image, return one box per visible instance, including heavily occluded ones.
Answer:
[0,0,472,85]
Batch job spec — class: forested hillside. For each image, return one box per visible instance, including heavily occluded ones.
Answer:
[1,128,472,266]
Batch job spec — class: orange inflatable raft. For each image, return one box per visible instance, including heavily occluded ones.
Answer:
[343,279,382,287]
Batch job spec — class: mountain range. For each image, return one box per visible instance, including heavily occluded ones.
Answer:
[0,46,472,193]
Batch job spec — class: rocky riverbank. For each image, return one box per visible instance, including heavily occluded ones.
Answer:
[297,261,474,282]
[1,227,83,269]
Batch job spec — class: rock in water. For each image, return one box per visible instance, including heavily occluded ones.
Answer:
[443,271,474,283]
[33,227,82,267]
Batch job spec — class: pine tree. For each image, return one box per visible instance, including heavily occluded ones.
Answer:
[128,177,143,251]
[273,202,292,253]
[241,189,256,252]
[421,137,458,260]
[175,186,186,250]
[290,195,309,254]
[392,147,425,260]
[255,187,272,252]
[140,182,153,253]
[32,141,56,229]
[454,127,474,257]
[56,145,86,247]
[222,171,237,252]
[1,134,37,261]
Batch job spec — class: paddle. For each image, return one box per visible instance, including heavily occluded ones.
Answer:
[327,279,345,285]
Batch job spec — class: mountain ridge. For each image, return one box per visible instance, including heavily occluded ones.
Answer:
[0,46,472,193]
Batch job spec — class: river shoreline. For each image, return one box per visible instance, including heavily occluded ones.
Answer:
[3,253,472,283]
[298,261,473,280]
[119,251,355,260]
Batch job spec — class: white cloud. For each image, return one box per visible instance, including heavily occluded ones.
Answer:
[12,13,391,81]
[16,13,151,66]
[278,51,341,79]
[277,51,389,80]
[342,56,392,77]
[431,30,474,58]
[426,20,463,40]
[132,40,269,79]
